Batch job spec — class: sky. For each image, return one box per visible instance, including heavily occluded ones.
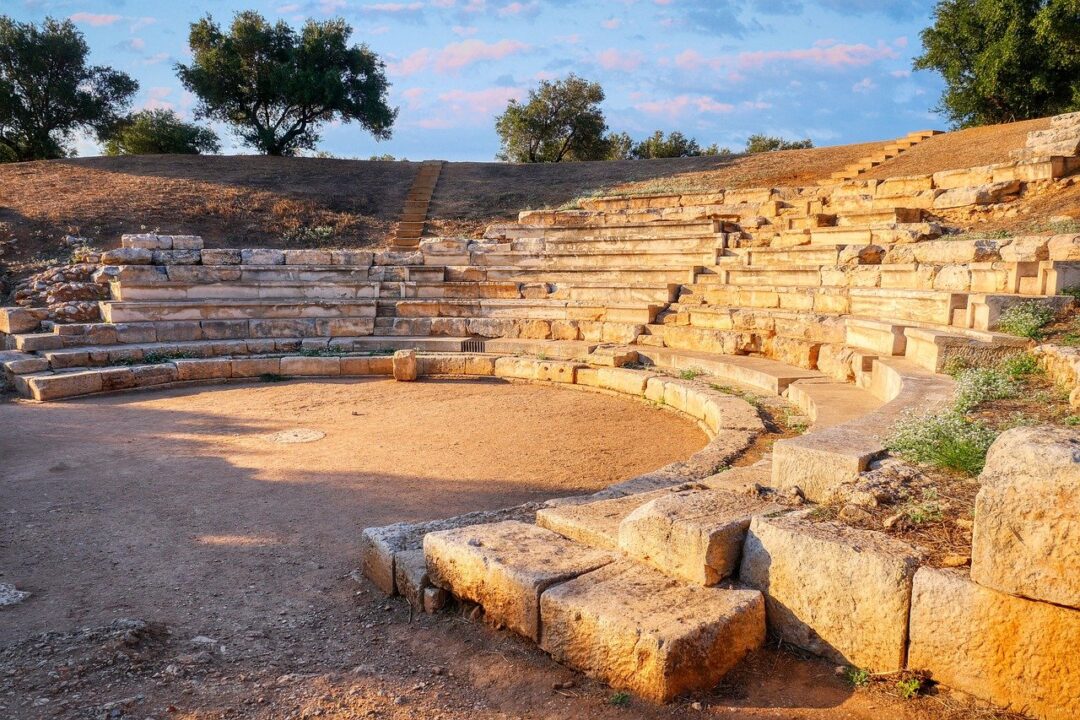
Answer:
[8,0,948,161]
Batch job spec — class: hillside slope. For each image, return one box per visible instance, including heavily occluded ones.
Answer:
[0,116,1065,285]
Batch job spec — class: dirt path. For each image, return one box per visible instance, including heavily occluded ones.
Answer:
[0,379,995,719]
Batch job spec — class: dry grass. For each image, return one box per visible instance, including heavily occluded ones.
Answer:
[861,117,1050,180]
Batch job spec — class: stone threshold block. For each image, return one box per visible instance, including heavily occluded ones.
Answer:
[359,504,539,597]
[971,426,1080,608]
[619,488,786,586]
[536,484,702,550]
[908,568,1080,720]
[738,515,921,672]
[423,520,614,641]
[539,560,765,703]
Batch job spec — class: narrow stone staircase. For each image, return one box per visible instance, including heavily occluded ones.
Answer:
[828,130,943,183]
[392,160,444,248]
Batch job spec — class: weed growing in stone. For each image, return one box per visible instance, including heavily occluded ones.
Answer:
[679,367,703,380]
[952,367,1018,413]
[115,350,194,366]
[895,677,923,700]
[996,300,1056,339]
[885,410,997,476]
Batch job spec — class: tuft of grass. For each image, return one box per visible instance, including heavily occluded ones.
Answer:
[895,677,923,700]
[282,224,335,246]
[905,487,945,525]
[998,352,1041,379]
[996,301,1057,340]
[846,667,870,688]
[951,367,1018,413]
[1061,284,1080,302]
[1066,415,1080,427]
[679,367,704,380]
[885,409,998,476]
[115,350,194,366]
[608,691,631,707]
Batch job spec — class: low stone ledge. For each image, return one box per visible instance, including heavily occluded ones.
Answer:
[971,426,1080,608]
[424,520,614,641]
[360,504,540,596]
[539,560,765,703]
[536,485,701,551]
[908,567,1080,720]
[493,356,582,383]
[738,514,921,672]
[619,488,785,586]
[280,356,341,376]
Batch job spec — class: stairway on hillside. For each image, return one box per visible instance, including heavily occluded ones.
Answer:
[392,160,444,248]
[828,130,943,183]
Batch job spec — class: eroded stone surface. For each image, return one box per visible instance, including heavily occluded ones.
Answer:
[424,520,613,640]
[972,425,1080,608]
[908,567,1080,720]
[536,485,699,550]
[539,560,765,702]
[738,514,921,671]
[619,488,785,585]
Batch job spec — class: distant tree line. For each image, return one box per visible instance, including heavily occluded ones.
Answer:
[493,75,813,163]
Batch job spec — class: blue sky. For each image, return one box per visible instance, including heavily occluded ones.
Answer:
[9,0,947,160]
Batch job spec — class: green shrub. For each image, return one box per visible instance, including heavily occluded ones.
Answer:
[998,352,1041,379]
[885,410,998,476]
[951,367,1018,413]
[846,667,870,688]
[608,691,631,707]
[896,677,923,700]
[996,301,1056,339]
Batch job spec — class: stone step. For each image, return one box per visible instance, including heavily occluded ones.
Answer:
[541,236,724,254]
[388,299,660,324]
[835,207,923,226]
[471,250,717,269]
[99,299,379,323]
[111,280,528,302]
[487,221,717,241]
[482,267,698,285]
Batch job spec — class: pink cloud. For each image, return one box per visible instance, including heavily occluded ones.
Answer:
[436,39,530,72]
[737,41,899,70]
[438,86,524,114]
[69,12,122,26]
[597,49,644,73]
[601,17,621,29]
[389,48,433,77]
[498,1,537,16]
[674,49,705,71]
[363,2,423,11]
[635,94,736,118]
[452,25,478,36]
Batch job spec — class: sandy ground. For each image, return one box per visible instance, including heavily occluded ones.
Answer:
[0,379,1003,719]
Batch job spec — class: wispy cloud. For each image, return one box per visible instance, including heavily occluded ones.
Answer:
[596,48,644,73]
[69,12,122,27]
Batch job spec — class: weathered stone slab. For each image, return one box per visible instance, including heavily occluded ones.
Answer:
[392,349,418,381]
[281,356,341,376]
[908,567,1080,720]
[174,358,232,381]
[340,356,393,375]
[738,515,921,671]
[494,357,580,383]
[27,370,103,401]
[201,249,242,265]
[241,248,285,265]
[359,503,539,596]
[539,560,765,702]
[971,426,1080,608]
[424,520,613,640]
[536,486,698,550]
[230,357,281,377]
[619,488,785,585]
[101,247,153,265]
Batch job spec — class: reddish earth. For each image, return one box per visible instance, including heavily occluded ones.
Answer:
[0,379,1009,719]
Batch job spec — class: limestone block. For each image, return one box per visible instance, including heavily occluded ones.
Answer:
[594,366,653,396]
[231,357,282,377]
[424,520,613,640]
[464,355,495,376]
[539,560,765,703]
[152,249,200,265]
[121,233,172,250]
[999,236,1050,262]
[875,175,933,197]
[98,367,136,392]
[28,371,103,401]
[619,488,785,585]
[932,165,995,189]
[971,426,1080,608]
[280,249,328,265]
[536,487,692,550]
[375,250,424,266]
[932,264,971,291]
[933,181,1021,210]
[911,239,1001,264]
[493,357,579,383]
[200,249,242,265]
[600,323,644,344]
[392,349,418,381]
[174,358,232,381]
[241,248,285,265]
[340,356,392,375]
[100,247,153,265]
[281,356,341,376]
[550,320,580,340]
[419,353,466,375]
[0,307,48,334]
[908,567,1080,720]
[588,346,638,367]
[738,515,921,671]
[131,363,179,387]
[393,548,431,609]
[169,235,204,250]
[330,249,373,266]
[1048,234,1080,261]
